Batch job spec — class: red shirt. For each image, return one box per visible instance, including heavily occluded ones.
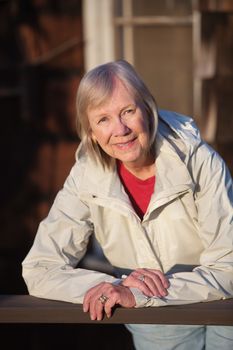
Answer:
[117,161,155,220]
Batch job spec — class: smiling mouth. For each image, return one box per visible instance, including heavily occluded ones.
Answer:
[114,137,137,149]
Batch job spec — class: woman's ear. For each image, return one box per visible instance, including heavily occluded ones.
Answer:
[88,125,97,143]
[90,131,97,143]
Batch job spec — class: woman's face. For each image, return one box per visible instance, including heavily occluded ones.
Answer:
[88,79,152,168]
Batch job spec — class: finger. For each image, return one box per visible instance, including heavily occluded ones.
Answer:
[104,285,135,316]
[136,269,169,293]
[142,275,167,297]
[95,298,105,321]
[83,292,91,313]
[137,277,161,297]
[146,269,170,288]
[83,290,97,313]
[83,284,103,313]
[104,298,116,318]
[88,289,111,320]
[89,296,103,321]
[130,270,167,297]
[122,274,154,297]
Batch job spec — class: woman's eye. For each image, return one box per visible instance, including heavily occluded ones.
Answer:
[98,117,108,124]
[124,108,134,115]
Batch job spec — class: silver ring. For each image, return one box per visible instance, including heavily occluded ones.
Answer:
[98,294,109,304]
[138,274,145,282]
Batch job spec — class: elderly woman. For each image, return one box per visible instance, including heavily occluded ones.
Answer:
[22,60,233,350]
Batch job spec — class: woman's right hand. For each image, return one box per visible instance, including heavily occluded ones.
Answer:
[83,282,136,321]
[121,268,170,298]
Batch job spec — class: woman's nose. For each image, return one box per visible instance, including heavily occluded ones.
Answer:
[113,117,130,136]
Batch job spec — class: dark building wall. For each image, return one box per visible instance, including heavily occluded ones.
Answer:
[0,1,232,349]
[193,0,233,175]
[1,0,232,296]
[0,1,134,349]
[0,0,83,294]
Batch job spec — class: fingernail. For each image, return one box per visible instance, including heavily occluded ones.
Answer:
[83,307,87,313]
[161,290,168,296]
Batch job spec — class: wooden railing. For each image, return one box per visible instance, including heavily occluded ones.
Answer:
[0,295,233,325]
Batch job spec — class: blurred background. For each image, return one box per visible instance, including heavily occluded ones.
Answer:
[0,0,232,348]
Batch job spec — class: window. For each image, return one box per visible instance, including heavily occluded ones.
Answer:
[83,0,194,115]
[114,0,193,115]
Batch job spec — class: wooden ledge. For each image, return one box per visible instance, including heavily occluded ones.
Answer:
[0,295,233,325]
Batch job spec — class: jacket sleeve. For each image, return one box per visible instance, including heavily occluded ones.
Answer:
[22,166,118,304]
[132,142,233,307]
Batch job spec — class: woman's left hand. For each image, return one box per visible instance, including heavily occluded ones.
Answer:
[121,268,170,298]
[83,282,136,321]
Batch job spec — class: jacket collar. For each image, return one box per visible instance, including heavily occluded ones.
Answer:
[76,144,131,205]
[76,126,195,216]
[146,131,194,215]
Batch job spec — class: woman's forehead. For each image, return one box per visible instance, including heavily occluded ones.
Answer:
[93,78,134,105]
[88,81,136,115]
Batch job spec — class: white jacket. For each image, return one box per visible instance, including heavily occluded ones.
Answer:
[22,110,233,307]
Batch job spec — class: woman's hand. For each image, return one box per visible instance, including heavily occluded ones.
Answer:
[83,282,136,321]
[121,268,170,298]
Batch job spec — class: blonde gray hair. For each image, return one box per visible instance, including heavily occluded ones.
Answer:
[76,60,158,169]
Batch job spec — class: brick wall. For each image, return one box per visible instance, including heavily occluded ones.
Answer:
[0,0,83,293]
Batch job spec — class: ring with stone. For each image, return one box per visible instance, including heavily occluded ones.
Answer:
[138,274,145,282]
[98,294,109,304]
